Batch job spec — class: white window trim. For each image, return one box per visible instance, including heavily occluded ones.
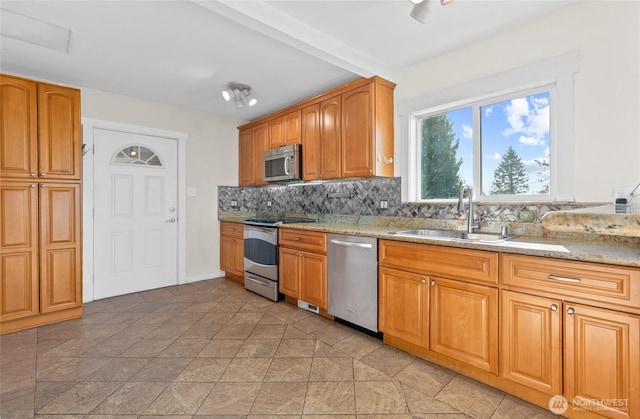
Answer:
[397,51,580,203]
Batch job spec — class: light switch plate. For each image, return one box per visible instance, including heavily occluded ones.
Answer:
[187,187,198,197]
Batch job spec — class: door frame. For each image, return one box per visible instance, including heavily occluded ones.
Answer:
[82,118,187,303]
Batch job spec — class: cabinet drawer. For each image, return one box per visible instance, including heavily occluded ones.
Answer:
[279,229,326,253]
[379,240,498,285]
[501,254,640,309]
[220,222,244,239]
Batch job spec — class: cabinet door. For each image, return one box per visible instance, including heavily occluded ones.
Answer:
[430,277,498,374]
[238,128,253,186]
[252,123,269,186]
[0,182,39,322]
[565,303,639,419]
[37,83,81,180]
[341,83,374,178]
[302,103,322,180]
[283,110,301,145]
[39,183,82,313]
[268,116,284,149]
[0,75,38,179]
[232,238,245,277]
[379,267,429,347]
[220,235,235,273]
[501,290,562,395]
[319,95,341,179]
[279,247,301,298]
[300,251,327,310]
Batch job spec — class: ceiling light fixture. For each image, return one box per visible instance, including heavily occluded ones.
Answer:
[409,0,454,24]
[221,82,257,108]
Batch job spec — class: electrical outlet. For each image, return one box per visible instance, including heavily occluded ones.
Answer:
[230,200,238,207]
[267,201,272,207]
[613,187,632,213]
[379,200,388,209]
[518,210,537,222]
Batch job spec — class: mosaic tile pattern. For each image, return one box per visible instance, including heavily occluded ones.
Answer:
[219,178,603,224]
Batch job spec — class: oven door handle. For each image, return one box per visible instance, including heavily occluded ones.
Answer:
[244,225,279,235]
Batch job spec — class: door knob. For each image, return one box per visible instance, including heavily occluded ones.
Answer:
[166,218,176,223]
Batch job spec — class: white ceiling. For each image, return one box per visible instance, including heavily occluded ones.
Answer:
[0,0,575,121]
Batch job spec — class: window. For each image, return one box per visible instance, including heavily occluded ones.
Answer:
[399,52,579,202]
[415,89,551,200]
[112,145,163,166]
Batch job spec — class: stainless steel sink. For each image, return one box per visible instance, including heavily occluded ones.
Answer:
[388,229,516,243]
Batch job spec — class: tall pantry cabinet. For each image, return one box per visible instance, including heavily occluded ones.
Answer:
[0,74,83,334]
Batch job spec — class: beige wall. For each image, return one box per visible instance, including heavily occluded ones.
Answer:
[81,88,244,281]
[396,0,640,202]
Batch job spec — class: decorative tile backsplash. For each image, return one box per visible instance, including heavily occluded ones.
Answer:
[218,177,603,223]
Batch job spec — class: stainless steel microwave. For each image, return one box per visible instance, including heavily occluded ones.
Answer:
[264,144,301,182]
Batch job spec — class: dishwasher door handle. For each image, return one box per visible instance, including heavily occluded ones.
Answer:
[330,239,373,249]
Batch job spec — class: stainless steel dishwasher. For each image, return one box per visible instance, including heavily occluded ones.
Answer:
[327,233,378,333]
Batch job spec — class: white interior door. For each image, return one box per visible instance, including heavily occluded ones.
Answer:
[93,129,178,299]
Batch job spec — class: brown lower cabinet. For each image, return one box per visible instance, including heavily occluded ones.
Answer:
[380,239,640,418]
[1,181,82,333]
[219,222,244,282]
[430,276,498,375]
[278,229,327,310]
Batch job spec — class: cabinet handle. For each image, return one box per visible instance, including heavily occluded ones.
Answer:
[296,252,302,257]
[384,156,393,164]
[30,172,37,177]
[548,275,581,284]
[40,172,46,177]
[567,307,575,315]
[421,278,426,284]
[430,280,435,286]
[550,304,558,312]
[293,237,302,241]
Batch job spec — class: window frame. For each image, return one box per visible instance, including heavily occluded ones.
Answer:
[398,52,579,203]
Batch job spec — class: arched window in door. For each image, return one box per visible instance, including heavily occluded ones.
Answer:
[112,145,163,166]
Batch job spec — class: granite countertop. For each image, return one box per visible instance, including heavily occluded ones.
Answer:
[220,214,640,268]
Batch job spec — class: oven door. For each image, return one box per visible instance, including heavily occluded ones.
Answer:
[243,225,278,281]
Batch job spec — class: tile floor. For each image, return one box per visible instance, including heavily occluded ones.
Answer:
[0,277,559,418]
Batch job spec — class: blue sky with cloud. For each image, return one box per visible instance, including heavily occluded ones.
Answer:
[444,91,550,195]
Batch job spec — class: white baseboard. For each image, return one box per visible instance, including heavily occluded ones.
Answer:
[184,271,225,284]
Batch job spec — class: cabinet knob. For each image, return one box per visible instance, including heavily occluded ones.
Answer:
[430,280,435,286]
[550,304,558,312]
[40,172,46,177]
[566,307,575,315]
[30,184,37,188]
[41,184,47,188]
[296,252,302,257]
[30,172,37,177]
[421,278,426,284]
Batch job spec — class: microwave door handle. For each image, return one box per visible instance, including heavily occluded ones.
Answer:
[284,156,291,175]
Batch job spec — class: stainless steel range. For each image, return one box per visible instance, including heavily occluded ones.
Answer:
[243,217,317,301]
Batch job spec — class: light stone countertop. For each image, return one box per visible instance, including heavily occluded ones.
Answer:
[220,214,640,268]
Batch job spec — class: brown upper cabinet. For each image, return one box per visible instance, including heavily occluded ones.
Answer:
[237,76,395,185]
[302,95,341,180]
[0,74,82,180]
[269,109,301,149]
[341,80,395,178]
[238,122,269,187]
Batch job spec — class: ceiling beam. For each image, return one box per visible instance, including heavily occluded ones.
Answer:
[193,0,397,82]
